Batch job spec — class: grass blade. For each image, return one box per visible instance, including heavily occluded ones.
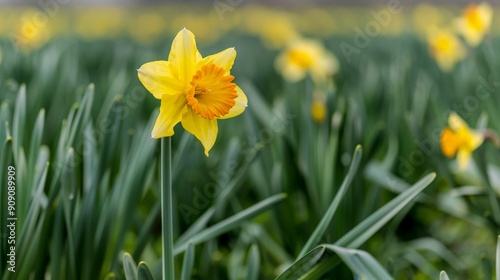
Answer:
[174,193,287,255]
[298,145,362,259]
[246,244,260,280]
[336,173,436,248]
[275,246,327,280]
[123,253,138,280]
[324,245,393,280]
[440,271,450,280]
[497,235,500,280]
[181,242,195,280]
[12,84,25,165]
[138,262,155,280]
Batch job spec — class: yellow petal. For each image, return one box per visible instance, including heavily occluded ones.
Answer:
[151,94,187,138]
[181,108,218,156]
[470,130,484,150]
[440,127,460,157]
[456,149,472,170]
[218,86,248,120]
[275,53,306,82]
[448,112,468,131]
[198,48,236,74]
[138,61,185,99]
[168,28,202,83]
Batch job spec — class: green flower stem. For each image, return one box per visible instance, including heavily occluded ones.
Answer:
[161,137,175,280]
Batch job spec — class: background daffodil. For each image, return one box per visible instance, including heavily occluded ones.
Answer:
[275,38,339,84]
[138,28,248,156]
[440,112,484,170]
[455,2,493,46]
[427,29,466,72]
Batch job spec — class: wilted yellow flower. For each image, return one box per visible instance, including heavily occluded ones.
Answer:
[456,2,493,46]
[440,112,484,170]
[275,38,339,84]
[138,29,248,156]
[428,29,466,71]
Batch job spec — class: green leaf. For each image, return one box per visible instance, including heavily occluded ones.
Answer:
[0,101,11,145]
[440,271,450,280]
[323,245,393,280]
[276,173,435,279]
[275,246,328,280]
[321,99,345,209]
[176,208,215,247]
[246,244,260,280]
[277,244,392,280]
[12,84,26,165]
[61,148,77,279]
[497,235,500,280]
[298,145,362,258]
[174,193,287,255]
[123,253,138,280]
[336,173,436,248]
[181,242,195,280]
[27,109,45,192]
[408,238,465,271]
[138,262,155,280]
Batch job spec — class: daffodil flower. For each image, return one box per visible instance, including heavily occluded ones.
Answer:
[456,2,493,46]
[275,38,338,84]
[138,28,248,156]
[427,29,466,72]
[440,112,484,170]
[310,90,327,123]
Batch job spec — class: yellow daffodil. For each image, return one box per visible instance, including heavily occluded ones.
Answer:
[310,91,327,123]
[275,38,339,84]
[129,10,166,44]
[427,29,466,72]
[412,4,450,36]
[311,100,326,123]
[243,7,299,49]
[138,29,248,156]
[440,112,484,170]
[456,2,493,46]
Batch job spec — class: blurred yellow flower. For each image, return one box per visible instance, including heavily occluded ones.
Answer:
[244,8,299,49]
[428,29,466,71]
[76,7,126,39]
[440,112,484,170]
[456,2,493,46]
[311,98,326,123]
[138,29,248,156]
[129,10,166,44]
[412,4,451,36]
[275,38,339,83]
